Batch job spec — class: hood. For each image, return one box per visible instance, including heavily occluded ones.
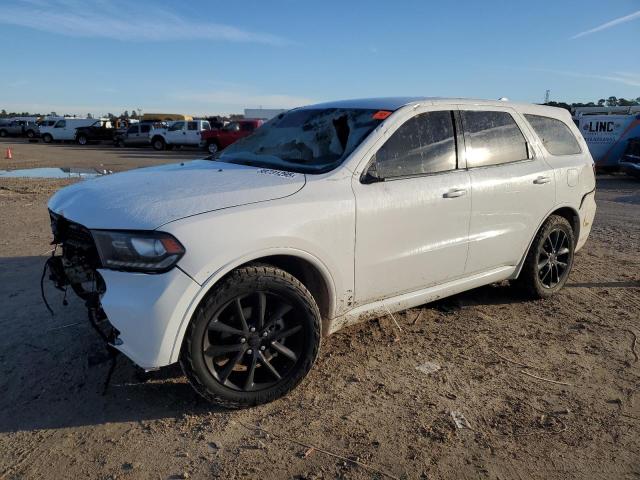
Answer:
[48,160,306,230]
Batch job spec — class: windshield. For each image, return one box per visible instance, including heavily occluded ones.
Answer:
[217,108,386,174]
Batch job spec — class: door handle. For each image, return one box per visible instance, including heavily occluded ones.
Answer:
[533,176,551,185]
[443,188,467,198]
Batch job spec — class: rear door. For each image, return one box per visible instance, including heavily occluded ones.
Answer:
[460,106,555,274]
[124,125,139,145]
[185,121,200,145]
[353,107,471,304]
[138,124,151,145]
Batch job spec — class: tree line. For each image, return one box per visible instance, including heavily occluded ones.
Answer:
[0,109,141,119]
[544,96,640,111]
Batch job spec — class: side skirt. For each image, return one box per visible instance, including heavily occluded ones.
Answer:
[327,266,515,334]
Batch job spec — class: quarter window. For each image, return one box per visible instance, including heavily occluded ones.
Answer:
[374,111,457,179]
[524,114,581,155]
[461,111,528,167]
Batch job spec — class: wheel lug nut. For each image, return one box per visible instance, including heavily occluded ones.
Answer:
[250,327,256,333]
[260,346,266,351]
[262,332,268,337]
[247,349,253,355]
[240,337,246,343]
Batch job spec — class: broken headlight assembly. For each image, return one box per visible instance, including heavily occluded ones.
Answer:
[92,230,185,273]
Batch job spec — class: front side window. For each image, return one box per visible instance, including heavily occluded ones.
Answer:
[169,122,184,132]
[524,114,581,156]
[127,125,138,134]
[461,111,528,167]
[224,122,240,132]
[373,110,456,179]
[218,108,385,174]
[54,120,66,128]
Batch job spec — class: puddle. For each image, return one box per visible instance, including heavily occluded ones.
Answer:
[0,167,104,179]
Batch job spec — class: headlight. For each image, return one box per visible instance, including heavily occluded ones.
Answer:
[92,230,185,273]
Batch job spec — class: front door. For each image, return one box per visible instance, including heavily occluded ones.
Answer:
[353,109,471,304]
[459,107,556,274]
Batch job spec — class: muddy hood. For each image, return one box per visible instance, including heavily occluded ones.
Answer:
[48,160,306,230]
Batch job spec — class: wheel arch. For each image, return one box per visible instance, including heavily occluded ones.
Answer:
[512,205,580,279]
[168,249,336,364]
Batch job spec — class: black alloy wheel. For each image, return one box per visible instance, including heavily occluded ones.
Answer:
[514,214,575,299]
[537,228,571,289]
[181,265,321,408]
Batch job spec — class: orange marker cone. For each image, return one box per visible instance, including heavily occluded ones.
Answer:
[5,147,12,160]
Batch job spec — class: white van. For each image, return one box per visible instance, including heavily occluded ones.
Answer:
[40,118,101,143]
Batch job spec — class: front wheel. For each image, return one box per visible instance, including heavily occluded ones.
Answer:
[514,215,575,299]
[42,133,53,143]
[180,265,321,408]
[0,130,7,138]
[77,134,88,145]
[26,130,35,139]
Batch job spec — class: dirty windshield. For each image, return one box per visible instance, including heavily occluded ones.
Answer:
[217,108,386,174]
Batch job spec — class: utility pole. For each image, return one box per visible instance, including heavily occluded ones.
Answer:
[544,89,550,104]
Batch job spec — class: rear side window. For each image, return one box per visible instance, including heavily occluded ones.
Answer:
[241,122,255,132]
[375,110,457,179]
[461,111,528,167]
[140,124,150,133]
[524,114,581,155]
[187,121,197,131]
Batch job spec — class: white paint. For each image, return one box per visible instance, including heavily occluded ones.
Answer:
[48,97,597,369]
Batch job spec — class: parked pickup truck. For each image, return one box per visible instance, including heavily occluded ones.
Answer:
[201,119,264,154]
[0,120,39,138]
[114,123,153,147]
[75,120,117,145]
[150,120,211,150]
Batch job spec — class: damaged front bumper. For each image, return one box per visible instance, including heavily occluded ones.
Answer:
[46,212,201,370]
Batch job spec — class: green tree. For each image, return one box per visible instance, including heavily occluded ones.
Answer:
[606,96,617,107]
[597,99,605,106]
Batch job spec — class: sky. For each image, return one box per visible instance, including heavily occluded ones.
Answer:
[1,0,639,117]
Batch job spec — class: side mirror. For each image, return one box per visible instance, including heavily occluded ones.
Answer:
[361,155,383,184]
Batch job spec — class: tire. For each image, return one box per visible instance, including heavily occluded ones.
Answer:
[0,130,7,138]
[152,137,165,151]
[26,130,35,139]
[207,141,219,155]
[77,135,88,145]
[42,133,53,143]
[180,265,321,408]
[514,215,575,299]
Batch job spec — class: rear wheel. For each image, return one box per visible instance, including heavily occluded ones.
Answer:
[77,134,88,145]
[152,137,165,150]
[26,130,35,139]
[514,215,575,299]
[0,130,7,138]
[207,141,219,155]
[180,265,321,408]
[42,133,53,143]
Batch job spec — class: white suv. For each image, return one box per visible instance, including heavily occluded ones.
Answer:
[150,119,211,150]
[46,97,596,407]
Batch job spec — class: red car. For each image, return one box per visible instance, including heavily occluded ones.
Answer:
[201,119,264,154]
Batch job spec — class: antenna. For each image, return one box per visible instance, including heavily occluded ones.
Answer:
[544,89,550,103]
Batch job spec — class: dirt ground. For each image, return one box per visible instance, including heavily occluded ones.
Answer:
[0,139,639,480]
